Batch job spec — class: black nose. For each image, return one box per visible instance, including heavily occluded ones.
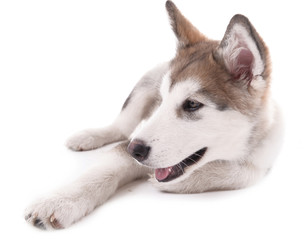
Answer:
[127,139,151,162]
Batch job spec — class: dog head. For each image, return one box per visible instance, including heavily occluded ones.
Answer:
[128,1,271,191]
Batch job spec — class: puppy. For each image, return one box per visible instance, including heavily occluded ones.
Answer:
[25,1,282,229]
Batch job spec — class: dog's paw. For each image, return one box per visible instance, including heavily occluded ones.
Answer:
[25,196,82,230]
[66,130,103,151]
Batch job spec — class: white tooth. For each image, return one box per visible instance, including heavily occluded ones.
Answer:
[168,168,172,172]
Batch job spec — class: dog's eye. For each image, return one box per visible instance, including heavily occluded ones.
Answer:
[183,99,203,112]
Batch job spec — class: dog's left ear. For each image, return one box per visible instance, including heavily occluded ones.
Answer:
[166,1,207,47]
[216,14,269,84]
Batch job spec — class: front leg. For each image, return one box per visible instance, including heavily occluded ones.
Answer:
[25,142,151,229]
[65,126,126,151]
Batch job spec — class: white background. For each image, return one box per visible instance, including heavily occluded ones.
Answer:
[0,0,303,239]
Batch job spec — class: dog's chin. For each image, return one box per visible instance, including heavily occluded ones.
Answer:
[154,147,207,183]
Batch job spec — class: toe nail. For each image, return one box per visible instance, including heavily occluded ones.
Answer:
[34,218,46,230]
[49,215,63,229]
[50,214,55,223]
[25,213,32,221]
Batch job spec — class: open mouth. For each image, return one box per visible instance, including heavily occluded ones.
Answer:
[155,147,207,182]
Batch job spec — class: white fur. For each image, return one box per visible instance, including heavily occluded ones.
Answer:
[25,145,151,229]
[130,78,253,182]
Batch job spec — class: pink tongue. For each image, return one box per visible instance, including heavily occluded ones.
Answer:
[155,167,172,181]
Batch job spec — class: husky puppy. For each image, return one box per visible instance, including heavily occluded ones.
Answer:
[25,1,282,229]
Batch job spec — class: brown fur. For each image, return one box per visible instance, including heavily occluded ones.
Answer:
[166,1,207,47]
[170,42,257,116]
[166,1,271,117]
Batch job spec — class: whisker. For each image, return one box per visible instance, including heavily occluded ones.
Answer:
[185,157,198,164]
[177,163,185,173]
[180,161,189,168]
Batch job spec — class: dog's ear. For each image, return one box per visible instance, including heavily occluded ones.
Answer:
[166,1,207,47]
[216,14,269,84]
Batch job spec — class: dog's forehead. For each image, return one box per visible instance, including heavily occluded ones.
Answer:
[169,41,222,89]
[160,72,200,100]
[161,41,234,106]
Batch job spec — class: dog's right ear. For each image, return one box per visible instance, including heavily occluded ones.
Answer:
[166,1,207,47]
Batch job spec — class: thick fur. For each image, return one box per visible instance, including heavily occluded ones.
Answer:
[25,1,282,230]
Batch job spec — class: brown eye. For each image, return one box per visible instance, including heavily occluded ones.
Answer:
[183,99,203,112]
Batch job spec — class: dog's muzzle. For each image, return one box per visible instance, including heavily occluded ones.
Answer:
[128,139,207,183]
